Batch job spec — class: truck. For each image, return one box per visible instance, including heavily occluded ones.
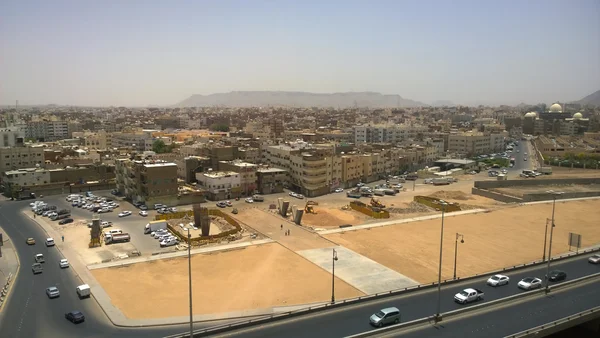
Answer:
[373,189,386,196]
[251,195,264,202]
[383,189,397,196]
[539,167,553,175]
[144,220,168,234]
[76,284,91,298]
[346,190,362,198]
[454,288,485,304]
[432,178,450,186]
[105,233,130,244]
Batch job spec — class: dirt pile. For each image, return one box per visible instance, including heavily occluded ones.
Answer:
[388,201,435,214]
[429,190,471,201]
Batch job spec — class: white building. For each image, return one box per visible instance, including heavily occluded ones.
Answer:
[195,171,241,200]
[0,127,25,147]
[2,167,51,187]
[447,132,505,156]
[354,124,429,144]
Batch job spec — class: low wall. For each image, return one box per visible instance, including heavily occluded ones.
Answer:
[474,178,600,189]
[471,187,523,203]
[349,201,390,219]
[523,191,600,202]
[414,196,462,212]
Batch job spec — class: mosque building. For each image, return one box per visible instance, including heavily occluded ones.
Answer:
[522,103,589,136]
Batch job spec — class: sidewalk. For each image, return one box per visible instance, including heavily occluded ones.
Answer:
[0,227,19,311]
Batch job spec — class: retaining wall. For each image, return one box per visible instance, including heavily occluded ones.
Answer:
[523,190,600,202]
[471,187,522,203]
[474,177,600,189]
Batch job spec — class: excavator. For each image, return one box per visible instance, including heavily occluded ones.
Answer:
[370,197,386,208]
[304,200,318,214]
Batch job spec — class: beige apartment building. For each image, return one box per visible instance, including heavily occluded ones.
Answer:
[256,167,288,194]
[195,171,241,201]
[219,160,258,196]
[447,132,505,156]
[115,158,178,206]
[72,130,112,150]
[0,146,45,177]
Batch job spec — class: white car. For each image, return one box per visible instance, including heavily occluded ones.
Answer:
[588,254,600,264]
[139,211,148,217]
[45,238,55,247]
[152,230,168,238]
[487,274,510,287]
[160,238,179,247]
[118,211,132,217]
[518,277,542,290]
[59,259,69,268]
[46,286,60,298]
[245,198,254,203]
[334,188,344,193]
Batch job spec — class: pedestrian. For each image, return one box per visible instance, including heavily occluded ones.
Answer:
[288,229,291,236]
[62,235,64,242]
[281,224,283,230]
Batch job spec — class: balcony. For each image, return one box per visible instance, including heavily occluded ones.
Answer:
[303,176,326,184]
[303,167,327,176]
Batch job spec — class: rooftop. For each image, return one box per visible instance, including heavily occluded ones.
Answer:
[202,171,239,178]
[143,162,177,168]
[257,167,287,173]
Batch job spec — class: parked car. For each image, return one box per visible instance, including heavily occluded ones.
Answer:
[295,194,305,199]
[487,274,510,287]
[369,307,401,327]
[546,270,567,282]
[160,238,179,247]
[225,201,233,207]
[139,211,148,217]
[46,286,60,298]
[245,198,254,203]
[588,254,600,264]
[118,211,132,217]
[45,238,55,247]
[518,277,542,290]
[26,238,36,245]
[334,188,344,193]
[59,259,70,268]
[216,202,227,208]
[65,311,85,324]
[58,218,74,225]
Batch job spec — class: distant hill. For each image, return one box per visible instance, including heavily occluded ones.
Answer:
[574,90,600,107]
[430,100,454,107]
[177,91,428,108]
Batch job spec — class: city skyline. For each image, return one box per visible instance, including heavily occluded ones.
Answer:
[1,0,599,107]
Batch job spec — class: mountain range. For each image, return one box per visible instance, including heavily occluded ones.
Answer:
[573,90,600,107]
[177,91,428,108]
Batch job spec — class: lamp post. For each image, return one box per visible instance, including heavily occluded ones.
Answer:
[187,228,193,337]
[435,202,447,323]
[453,233,464,280]
[542,218,550,261]
[331,248,338,303]
[545,191,563,293]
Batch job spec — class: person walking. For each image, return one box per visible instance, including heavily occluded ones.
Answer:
[61,235,64,242]
[281,224,283,230]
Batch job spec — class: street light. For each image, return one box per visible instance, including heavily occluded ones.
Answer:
[187,228,193,337]
[435,202,447,323]
[545,190,563,293]
[331,248,338,303]
[453,233,464,280]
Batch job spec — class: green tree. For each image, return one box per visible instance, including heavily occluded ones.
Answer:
[209,123,230,132]
[152,140,168,153]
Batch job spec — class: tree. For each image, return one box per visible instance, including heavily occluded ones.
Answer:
[209,123,230,132]
[152,140,168,153]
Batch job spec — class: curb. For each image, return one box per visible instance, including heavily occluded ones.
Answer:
[0,233,20,313]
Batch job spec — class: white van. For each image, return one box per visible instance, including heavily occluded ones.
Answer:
[76,284,91,298]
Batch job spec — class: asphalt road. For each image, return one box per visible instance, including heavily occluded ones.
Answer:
[506,140,533,174]
[0,200,191,338]
[207,255,600,338]
[383,276,600,338]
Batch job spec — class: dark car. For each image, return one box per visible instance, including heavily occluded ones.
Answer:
[65,311,85,324]
[58,218,74,225]
[546,270,567,282]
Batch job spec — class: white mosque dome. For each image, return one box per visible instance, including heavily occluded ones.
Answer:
[573,112,583,119]
[524,112,537,118]
[549,103,562,113]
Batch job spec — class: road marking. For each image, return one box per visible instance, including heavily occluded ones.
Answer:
[15,280,34,336]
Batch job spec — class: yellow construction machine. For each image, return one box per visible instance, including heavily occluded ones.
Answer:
[370,197,386,208]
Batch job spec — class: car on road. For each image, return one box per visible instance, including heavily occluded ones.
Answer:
[518,277,542,290]
[216,202,227,208]
[59,258,70,268]
[487,274,510,287]
[334,188,344,193]
[58,218,74,225]
[26,238,36,245]
[588,254,600,264]
[45,237,55,247]
[225,201,233,207]
[245,197,254,203]
[546,270,567,282]
[369,307,401,327]
[454,288,485,304]
[46,286,60,298]
[118,211,132,217]
[295,194,304,199]
[32,263,43,274]
[139,210,148,217]
[65,311,85,324]
[35,254,45,263]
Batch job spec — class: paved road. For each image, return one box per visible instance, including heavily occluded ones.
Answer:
[383,276,600,338]
[206,255,600,338]
[0,200,191,338]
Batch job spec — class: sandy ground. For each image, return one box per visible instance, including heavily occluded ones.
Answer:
[325,199,600,284]
[92,243,364,319]
[494,184,600,198]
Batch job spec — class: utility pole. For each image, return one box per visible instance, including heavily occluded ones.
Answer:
[188,228,193,337]
[435,202,447,322]
[545,191,562,293]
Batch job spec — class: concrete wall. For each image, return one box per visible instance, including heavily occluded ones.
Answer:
[471,187,523,203]
[474,178,600,189]
[523,191,600,202]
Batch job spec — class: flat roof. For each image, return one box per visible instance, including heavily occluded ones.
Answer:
[203,171,239,178]
[434,159,476,165]
[143,162,177,168]
[257,167,287,173]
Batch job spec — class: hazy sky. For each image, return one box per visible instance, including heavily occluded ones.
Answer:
[1,0,599,107]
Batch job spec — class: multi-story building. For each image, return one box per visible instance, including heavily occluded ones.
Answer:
[0,146,45,177]
[72,130,112,150]
[200,145,240,169]
[175,156,211,183]
[25,120,70,141]
[111,131,154,151]
[218,160,257,196]
[0,127,25,147]
[115,158,178,205]
[195,171,241,201]
[354,124,428,144]
[446,132,505,156]
[238,147,261,164]
[256,167,288,194]
[1,168,51,188]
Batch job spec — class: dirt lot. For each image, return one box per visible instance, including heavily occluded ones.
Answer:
[92,243,364,318]
[325,199,600,284]
[493,184,600,198]
[545,167,600,178]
